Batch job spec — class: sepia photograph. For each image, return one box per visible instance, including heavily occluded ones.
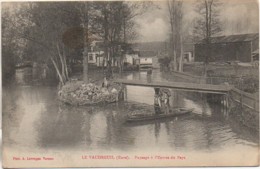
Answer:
[2,0,259,167]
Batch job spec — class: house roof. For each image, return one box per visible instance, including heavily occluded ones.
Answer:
[197,33,259,44]
[139,50,158,57]
[133,41,195,53]
[183,43,194,52]
[132,41,168,52]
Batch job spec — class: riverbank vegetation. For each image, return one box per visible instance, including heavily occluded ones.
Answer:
[229,105,259,132]
[2,2,154,86]
[58,81,123,106]
[183,63,259,94]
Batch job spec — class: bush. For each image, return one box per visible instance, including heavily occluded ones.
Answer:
[58,81,123,106]
[237,77,259,93]
[158,57,171,71]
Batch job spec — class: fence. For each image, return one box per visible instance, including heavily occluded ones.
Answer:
[171,71,259,112]
[171,71,233,84]
[171,71,205,83]
[229,88,259,112]
[171,70,256,87]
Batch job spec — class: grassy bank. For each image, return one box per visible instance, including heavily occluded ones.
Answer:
[183,63,259,94]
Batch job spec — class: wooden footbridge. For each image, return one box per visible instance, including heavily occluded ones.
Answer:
[114,79,232,94]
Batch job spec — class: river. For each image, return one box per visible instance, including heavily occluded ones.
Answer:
[3,68,258,155]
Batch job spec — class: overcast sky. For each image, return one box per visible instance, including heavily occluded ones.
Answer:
[134,0,259,42]
[2,0,259,43]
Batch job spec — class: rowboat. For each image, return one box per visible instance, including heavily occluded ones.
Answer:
[126,108,193,123]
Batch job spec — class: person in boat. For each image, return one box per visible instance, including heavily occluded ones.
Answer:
[102,76,109,88]
[160,89,171,114]
[154,88,162,115]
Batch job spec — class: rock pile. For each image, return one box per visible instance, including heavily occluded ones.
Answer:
[58,81,122,106]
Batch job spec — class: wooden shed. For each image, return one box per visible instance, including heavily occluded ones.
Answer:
[194,33,259,63]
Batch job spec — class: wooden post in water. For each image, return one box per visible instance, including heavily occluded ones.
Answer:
[223,95,226,116]
[254,97,257,111]
[124,84,127,101]
[254,98,256,110]
[224,95,228,112]
[226,94,229,112]
[240,93,243,108]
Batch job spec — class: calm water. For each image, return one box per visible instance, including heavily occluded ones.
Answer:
[3,68,258,153]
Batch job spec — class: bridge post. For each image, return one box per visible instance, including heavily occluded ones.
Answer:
[226,94,229,111]
[240,93,243,108]
[223,95,227,116]
[254,97,257,111]
[224,95,227,111]
[122,84,127,101]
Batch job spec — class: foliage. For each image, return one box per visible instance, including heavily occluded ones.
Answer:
[158,57,171,71]
[193,0,222,40]
[58,81,122,105]
[236,77,259,94]
[193,0,222,68]
[91,1,154,75]
[2,2,153,85]
[2,4,24,82]
[167,0,184,72]
[2,2,86,85]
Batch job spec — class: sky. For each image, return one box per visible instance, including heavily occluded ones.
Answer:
[134,0,259,42]
[2,0,259,43]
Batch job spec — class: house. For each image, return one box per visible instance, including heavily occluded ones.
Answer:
[194,33,259,62]
[132,42,168,58]
[87,41,118,67]
[88,52,98,64]
[138,50,158,68]
[252,49,259,61]
[132,42,167,69]
[183,43,195,63]
[88,51,107,67]
[132,41,196,67]
[124,53,139,65]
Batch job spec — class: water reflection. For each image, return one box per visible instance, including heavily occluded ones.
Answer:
[2,69,259,154]
[15,68,33,85]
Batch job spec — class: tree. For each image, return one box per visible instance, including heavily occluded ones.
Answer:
[167,0,184,72]
[193,0,222,75]
[92,1,154,77]
[3,2,86,85]
[80,2,90,83]
[2,6,17,82]
[3,2,153,85]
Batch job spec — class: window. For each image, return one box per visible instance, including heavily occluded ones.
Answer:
[89,54,93,61]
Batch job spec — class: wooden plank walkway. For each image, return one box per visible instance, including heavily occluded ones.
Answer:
[114,79,232,94]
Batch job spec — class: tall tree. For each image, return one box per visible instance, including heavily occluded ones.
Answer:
[2,5,17,81]
[80,2,90,83]
[193,0,222,75]
[2,3,31,82]
[4,2,85,85]
[92,1,154,77]
[167,0,184,72]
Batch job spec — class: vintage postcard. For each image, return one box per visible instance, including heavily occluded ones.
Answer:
[2,0,259,168]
